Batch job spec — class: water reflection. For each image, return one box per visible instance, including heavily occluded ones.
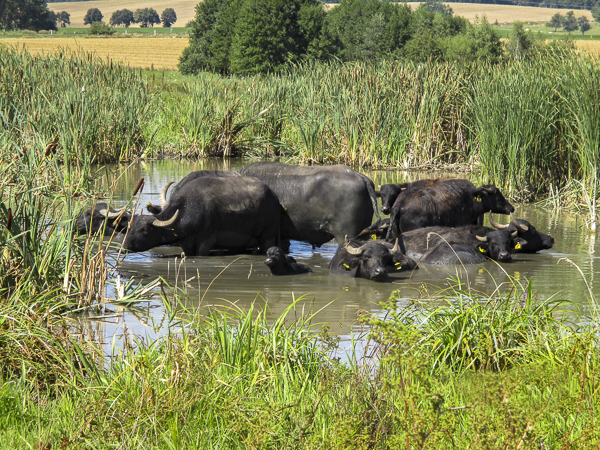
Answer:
[81,159,599,349]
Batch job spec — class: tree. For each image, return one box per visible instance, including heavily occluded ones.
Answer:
[546,13,563,32]
[506,21,532,60]
[592,1,600,22]
[83,8,103,25]
[578,16,591,34]
[563,11,578,33]
[134,8,160,28]
[88,21,115,35]
[0,0,57,31]
[110,9,134,28]
[58,11,70,27]
[161,8,177,27]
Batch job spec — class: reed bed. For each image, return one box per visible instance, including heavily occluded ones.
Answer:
[3,45,600,207]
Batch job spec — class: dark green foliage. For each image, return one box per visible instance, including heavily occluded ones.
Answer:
[547,12,563,31]
[109,9,134,28]
[0,0,57,31]
[578,15,591,34]
[88,21,115,35]
[134,8,159,28]
[57,11,69,27]
[593,1,600,22]
[563,11,579,33]
[161,8,177,27]
[83,7,102,25]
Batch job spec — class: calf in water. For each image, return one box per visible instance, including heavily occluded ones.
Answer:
[264,247,312,275]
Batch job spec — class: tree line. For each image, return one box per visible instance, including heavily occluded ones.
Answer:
[547,10,592,33]
[84,7,177,28]
[179,0,503,76]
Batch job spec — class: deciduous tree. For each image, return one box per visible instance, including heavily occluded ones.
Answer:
[84,8,103,25]
[563,11,578,33]
[110,9,134,28]
[0,0,57,31]
[577,16,590,34]
[58,11,70,27]
[161,8,177,27]
[547,13,563,31]
[134,8,160,28]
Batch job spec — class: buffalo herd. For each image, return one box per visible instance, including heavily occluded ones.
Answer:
[78,162,555,282]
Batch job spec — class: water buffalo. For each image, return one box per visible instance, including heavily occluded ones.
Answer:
[377,179,446,215]
[147,170,240,215]
[122,176,280,256]
[239,162,380,247]
[77,203,131,236]
[387,182,514,239]
[401,225,527,264]
[329,238,417,282]
[264,246,312,275]
[488,213,554,253]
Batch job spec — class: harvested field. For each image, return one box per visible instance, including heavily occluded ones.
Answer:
[0,37,189,70]
[48,0,197,28]
[49,1,593,28]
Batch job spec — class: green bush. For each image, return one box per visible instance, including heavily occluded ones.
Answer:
[88,21,115,35]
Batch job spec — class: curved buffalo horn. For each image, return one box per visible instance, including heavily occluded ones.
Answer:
[391,238,400,254]
[153,210,179,227]
[510,213,529,232]
[511,230,518,238]
[489,212,510,230]
[159,182,174,209]
[98,206,127,219]
[475,235,488,242]
[344,238,365,256]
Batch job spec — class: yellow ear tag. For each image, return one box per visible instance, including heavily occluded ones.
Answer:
[395,263,402,269]
[371,234,377,240]
[147,202,152,206]
[343,263,351,271]
[475,196,482,202]
[515,243,522,250]
[479,247,486,253]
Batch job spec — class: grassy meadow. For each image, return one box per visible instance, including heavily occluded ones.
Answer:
[3,5,600,446]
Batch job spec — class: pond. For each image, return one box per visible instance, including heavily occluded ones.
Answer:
[81,159,599,350]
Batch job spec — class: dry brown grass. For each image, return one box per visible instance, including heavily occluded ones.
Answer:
[50,1,594,28]
[0,36,189,70]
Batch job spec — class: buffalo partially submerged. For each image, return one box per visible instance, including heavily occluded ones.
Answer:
[239,162,380,247]
[329,238,417,282]
[387,182,514,239]
[146,170,241,215]
[401,225,527,264]
[377,179,445,215]
[264,246,312,275]
[488,213,554,253]
[77,203,131,236]
[123,176,280,256]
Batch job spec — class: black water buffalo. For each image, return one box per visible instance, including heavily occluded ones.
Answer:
[147,170,240,215]
[377,179,448,215]
[488,213,554,253]
[264,246,312,275]
[239,162,380,247]
[329,238,417,282]
[401,225,527,264]
[77,203,131,236]
[387,182,514,240]
[123,176,280,256]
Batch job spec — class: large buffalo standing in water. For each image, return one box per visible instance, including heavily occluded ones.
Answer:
[77,203,131,236]
[239,162,380,247]
[123,176,281,256]
[387,181,514,239]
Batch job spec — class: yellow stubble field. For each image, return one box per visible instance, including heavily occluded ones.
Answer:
[0,36,189,70]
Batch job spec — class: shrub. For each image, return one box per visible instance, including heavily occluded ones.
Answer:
[88,21,115,36]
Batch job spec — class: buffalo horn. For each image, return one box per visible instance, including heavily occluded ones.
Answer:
[488,212,510,230]
[159,181,174,209]
[153,210,179,227]
[475,235,488,242]
[391,238,400,253]
[511,230,518,238]
[344,237,365,256]
[510,213,529,232]
[98,206,127,219]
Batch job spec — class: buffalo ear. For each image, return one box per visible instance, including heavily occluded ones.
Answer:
[513,237,528,250]
[375,191,382,198]
[146,203,162,215]
[477,242,489,254]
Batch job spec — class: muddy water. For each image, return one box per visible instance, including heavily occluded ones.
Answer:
[84,159,599,347]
